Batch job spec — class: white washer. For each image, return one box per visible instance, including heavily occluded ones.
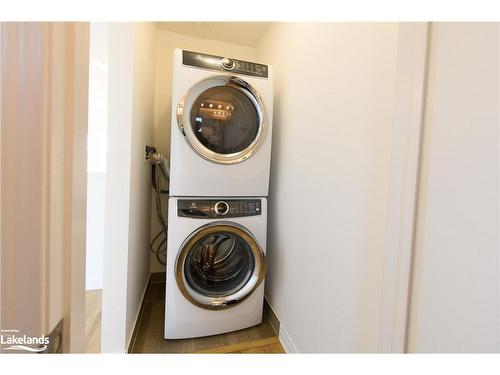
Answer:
[165,197,267,339]
[169,49,273,197]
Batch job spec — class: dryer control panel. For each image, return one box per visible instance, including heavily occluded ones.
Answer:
[178,199,262,219]
[182,50,269,78]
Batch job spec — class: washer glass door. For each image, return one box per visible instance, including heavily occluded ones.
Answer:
[176,223,266,309]
[178,76,267,164]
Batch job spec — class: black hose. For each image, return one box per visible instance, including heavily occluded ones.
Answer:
[149,156,169,265]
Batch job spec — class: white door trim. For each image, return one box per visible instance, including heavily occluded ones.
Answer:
[62,22,90,353]
[497,23,500,354]
[378,22,430,353]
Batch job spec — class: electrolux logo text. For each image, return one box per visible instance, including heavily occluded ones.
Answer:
[0,329,49,353]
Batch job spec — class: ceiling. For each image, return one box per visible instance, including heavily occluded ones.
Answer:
[156,22,271,48]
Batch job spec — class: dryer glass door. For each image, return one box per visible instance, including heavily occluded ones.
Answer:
[178,76,267,164]
[175,223,266,310]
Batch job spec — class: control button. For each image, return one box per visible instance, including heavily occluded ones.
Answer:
[215,201,229,216]
[221,58,235,71]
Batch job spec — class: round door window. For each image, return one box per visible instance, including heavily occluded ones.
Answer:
[190,86,260,155]
[175,223,266,309]
[185,232,255,297]
[177,76,267,164]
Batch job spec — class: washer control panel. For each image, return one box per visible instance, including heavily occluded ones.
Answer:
[178,199,262,219]
[182,50,269,78]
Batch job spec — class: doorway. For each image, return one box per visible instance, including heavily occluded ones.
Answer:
[85,22,109,353]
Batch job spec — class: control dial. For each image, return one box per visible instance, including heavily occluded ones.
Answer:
[221,57,235,71]
[214,201,229,216]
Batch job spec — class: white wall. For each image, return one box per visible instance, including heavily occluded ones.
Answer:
[256,23,400,352]
[101,23,155,353]
[150,28,257,272]
[125,22,156,348]
[407,23,500,353]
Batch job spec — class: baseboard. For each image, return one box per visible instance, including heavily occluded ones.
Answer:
[263,296,280,336]
[126,274,151,353]
[263,296,298,353]
[279,324,299,353]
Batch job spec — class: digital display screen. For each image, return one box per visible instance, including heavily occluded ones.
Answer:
[182,50,269,78]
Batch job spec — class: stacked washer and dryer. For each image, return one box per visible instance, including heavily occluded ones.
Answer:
[165,50,273,339]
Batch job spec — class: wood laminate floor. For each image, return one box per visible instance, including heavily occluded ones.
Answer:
[85,289,102,353]
[129,280,285,354]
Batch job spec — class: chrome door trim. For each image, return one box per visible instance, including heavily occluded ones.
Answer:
[177,75,267,165]
[175,222,266,310]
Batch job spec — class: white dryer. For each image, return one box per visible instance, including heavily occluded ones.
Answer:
[165,197,267,339]
[169,49,273,197]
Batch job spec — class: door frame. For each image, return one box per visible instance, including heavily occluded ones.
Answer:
[377,22,430,353]
[0,22,89,353]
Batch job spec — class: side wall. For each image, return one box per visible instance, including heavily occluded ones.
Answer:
[125,22,156,348]
[101,23,134,353]
[256,23,400,352]
[101,23,155,353]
